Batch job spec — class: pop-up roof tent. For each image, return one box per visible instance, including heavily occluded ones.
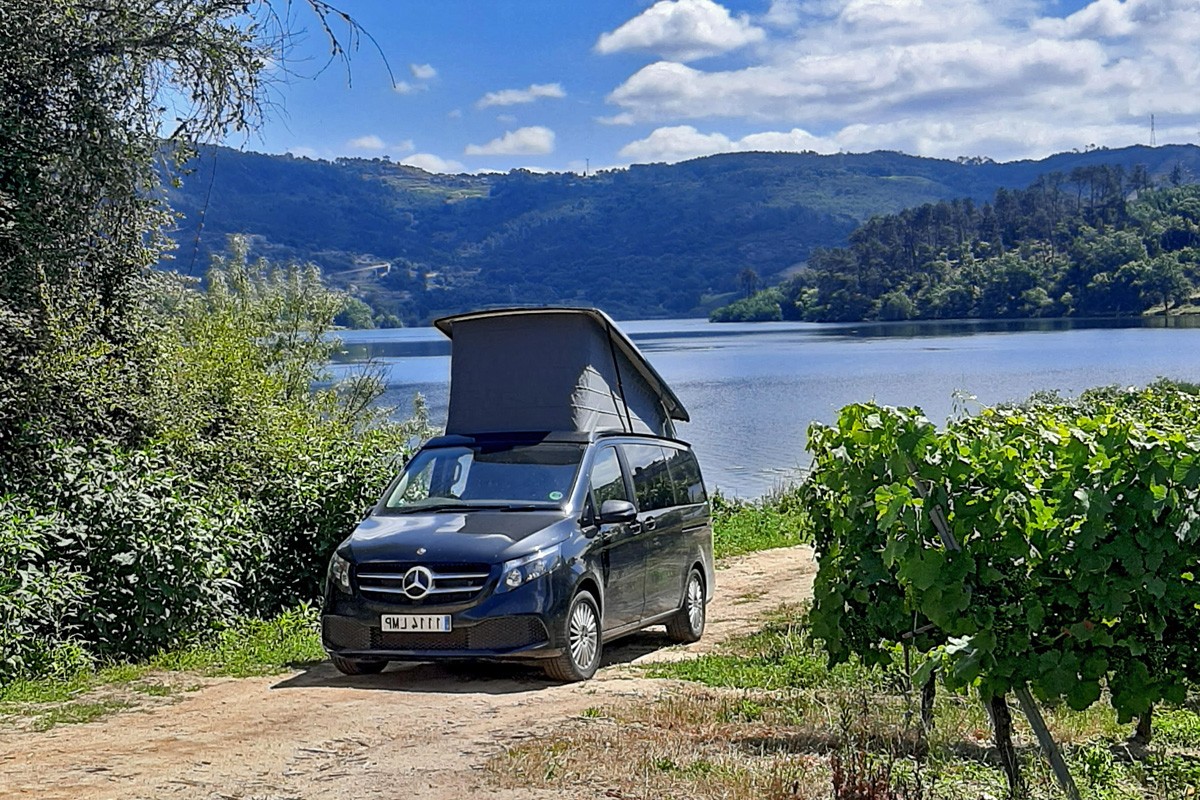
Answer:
[434,307,689,438]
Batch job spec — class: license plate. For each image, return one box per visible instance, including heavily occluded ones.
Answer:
[380,614,452,633]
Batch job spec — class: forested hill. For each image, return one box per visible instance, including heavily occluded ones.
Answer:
[163,144,1200,324]
[762,170,1200,323]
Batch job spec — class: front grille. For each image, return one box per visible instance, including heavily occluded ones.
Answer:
[370,616,547,652]
[355,561,492,605]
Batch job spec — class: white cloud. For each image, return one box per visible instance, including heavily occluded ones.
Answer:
[600,0,1200,160]
[410,63,437,80]
[393,81,425,95]
[465,126,556,156]
[401,153,466,174]
[347,135,386,151]
[342,136,416,158]
[761,0,802,29]
[596,0,766,62]
[619,125,837,163]
[477,83,567,109]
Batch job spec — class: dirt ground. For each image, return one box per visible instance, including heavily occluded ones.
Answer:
[0,545,816,800]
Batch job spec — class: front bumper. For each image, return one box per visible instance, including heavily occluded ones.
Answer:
[321,570,568,661]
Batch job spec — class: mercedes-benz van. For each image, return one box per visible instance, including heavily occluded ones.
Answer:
[320,307,713,681]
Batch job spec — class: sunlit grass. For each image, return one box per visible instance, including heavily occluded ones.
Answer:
[0,605,323,731]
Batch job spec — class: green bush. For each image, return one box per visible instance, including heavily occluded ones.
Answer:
[805,382,1200,722]
[0,241,431,680]
[0,498,91,677]
[709,289,784,322]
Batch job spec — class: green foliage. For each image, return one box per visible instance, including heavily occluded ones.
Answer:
[0,0,273,451]
[0,243,431,678]
[783,175,1200,322]
[709,289,784,322]
[804,383,1200,722]
[0,498,91,679]
[711,487,812,559]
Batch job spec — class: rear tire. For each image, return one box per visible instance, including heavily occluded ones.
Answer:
[665,568,705,643]
[331,654,388,675]
[543,591,602,682]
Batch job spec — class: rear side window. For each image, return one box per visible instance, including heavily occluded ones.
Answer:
[590,447,628,505]
[665,447,707,504]
[622,444,675,512]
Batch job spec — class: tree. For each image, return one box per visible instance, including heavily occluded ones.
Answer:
[738,268,761,297]
[0,1,362,452]
[1135,255,1194,316]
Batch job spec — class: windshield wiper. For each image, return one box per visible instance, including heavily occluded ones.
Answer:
[495,504,560,512]
[393,502,491,514]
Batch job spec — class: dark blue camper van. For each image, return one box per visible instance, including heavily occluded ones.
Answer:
[320,308,714,681]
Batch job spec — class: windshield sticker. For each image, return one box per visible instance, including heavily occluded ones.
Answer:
[548,491,564,501]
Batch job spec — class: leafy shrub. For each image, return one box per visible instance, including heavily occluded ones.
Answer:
[0,242,431,680]
[0,498,90,677]
[805,382,1200,722]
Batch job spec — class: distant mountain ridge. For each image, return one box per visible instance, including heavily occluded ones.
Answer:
[163,144,1200,324]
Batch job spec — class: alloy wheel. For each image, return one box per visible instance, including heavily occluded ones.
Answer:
[687,574,705,632]
[569,598,599,669]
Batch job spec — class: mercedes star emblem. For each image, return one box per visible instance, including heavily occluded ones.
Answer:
[401,566,434,599]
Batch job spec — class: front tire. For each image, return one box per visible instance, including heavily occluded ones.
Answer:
[331,654,388,675]
[543,591,602,682]
[665,568,705,643]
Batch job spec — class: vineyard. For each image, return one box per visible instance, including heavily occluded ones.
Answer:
[805,380,1200,794]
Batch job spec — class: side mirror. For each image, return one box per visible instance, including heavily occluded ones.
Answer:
[598,499,637,524]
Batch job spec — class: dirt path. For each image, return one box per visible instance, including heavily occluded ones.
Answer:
[0,545,816,800]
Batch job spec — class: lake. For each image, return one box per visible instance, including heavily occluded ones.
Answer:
[333,317,1200,498]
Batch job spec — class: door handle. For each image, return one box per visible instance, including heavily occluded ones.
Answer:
[643,517,657,531]
[628,521,643,534]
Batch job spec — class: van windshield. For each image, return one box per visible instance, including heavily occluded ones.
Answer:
[381,441,587,513]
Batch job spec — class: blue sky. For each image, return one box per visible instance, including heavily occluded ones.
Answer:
[247,0,1200,173]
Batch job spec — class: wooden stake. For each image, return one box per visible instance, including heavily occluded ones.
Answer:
[1015,686,1082,800]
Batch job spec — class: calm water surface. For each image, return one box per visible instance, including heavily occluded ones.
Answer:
[333,317,1200,498]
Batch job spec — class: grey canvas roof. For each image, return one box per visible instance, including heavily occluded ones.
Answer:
[434,307,689,437]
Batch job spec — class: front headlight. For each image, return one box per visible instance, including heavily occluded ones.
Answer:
[498,545,562,592]
[328,552,352,593]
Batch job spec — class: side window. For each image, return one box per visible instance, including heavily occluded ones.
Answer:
[665,448,707,504]
[623,444,675,512]
[589,447,628,506]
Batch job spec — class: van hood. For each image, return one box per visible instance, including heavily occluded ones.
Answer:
[345,510,572,565]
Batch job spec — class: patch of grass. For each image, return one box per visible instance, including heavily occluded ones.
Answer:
[1154,709,1200,748]
[489,687,830,800]
[0,673,93,704]
[646,611,885,692]
[0,605,323,731]
[31,700,131,732]
[148,605,324,678]
[712,487,812,559]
